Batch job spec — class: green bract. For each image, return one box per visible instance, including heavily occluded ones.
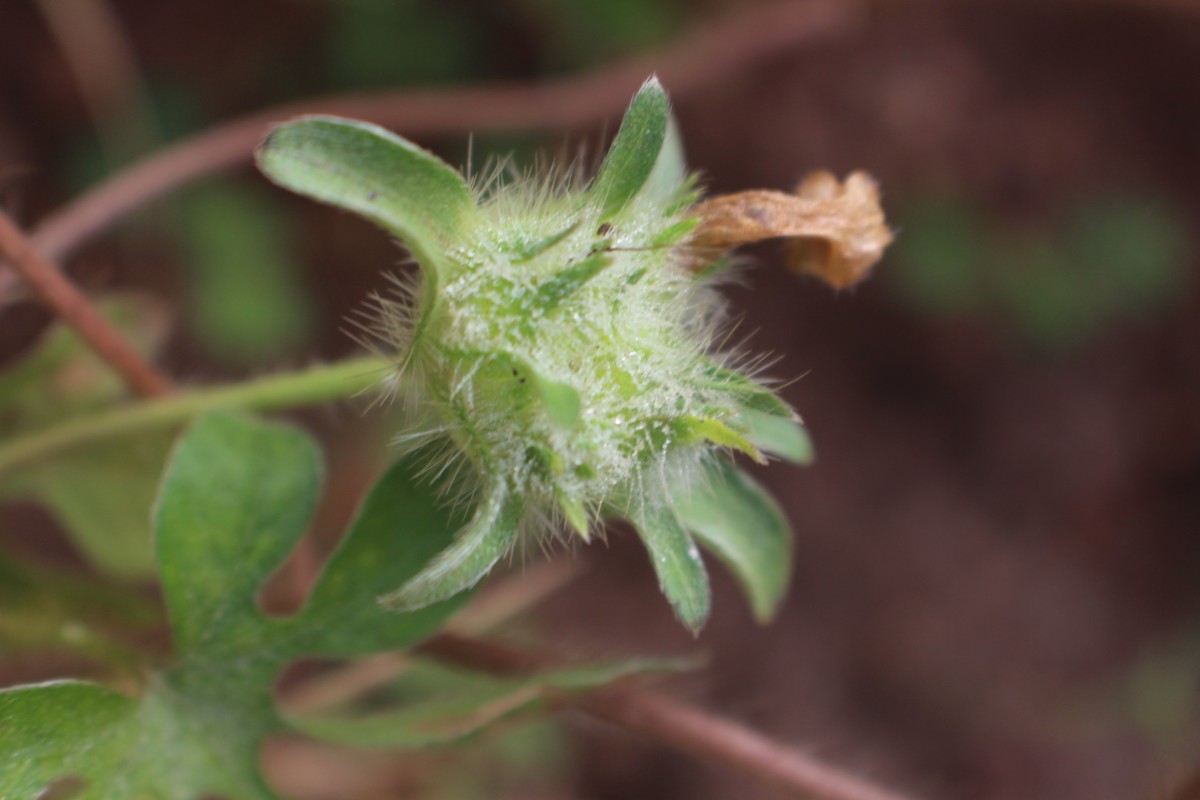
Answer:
[257,78,811,632]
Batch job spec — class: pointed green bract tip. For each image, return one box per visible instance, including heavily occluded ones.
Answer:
[590,77,672,218]
[738,410,815,465]
[559,494,591,542]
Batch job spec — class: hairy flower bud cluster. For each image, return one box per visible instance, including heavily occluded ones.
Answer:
[256,78,885,632]
[406,167,724,537]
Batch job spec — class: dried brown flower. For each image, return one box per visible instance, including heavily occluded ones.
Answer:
[690,170,893,288]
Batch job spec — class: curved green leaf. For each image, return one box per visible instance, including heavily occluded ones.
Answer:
[676,416,763,463]
[379,483,525,612]
[293,455,475,657]
[676,460,792,622]
[256,116,478,279]
[591,77,670,218]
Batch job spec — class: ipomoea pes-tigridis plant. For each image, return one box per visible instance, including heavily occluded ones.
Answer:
[256,77,891,632]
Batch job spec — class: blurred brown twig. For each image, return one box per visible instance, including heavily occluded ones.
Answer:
[0,0,857,301]
[33,0,159,170]
[0,208,172,397]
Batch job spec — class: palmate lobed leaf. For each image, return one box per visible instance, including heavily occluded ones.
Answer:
[0,413,322,799]
[0,679,255,800]
[0,676,285,800]
[0,411,469,799]
[154,411,323,657]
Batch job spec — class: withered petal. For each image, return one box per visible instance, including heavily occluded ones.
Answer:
[689,171,893,289]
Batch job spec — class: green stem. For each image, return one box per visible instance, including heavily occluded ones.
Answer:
[0,355,390,474]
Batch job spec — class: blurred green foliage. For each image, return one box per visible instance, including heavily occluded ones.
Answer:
[427,720,573,800]
[892,193,1193,350]
[320,0,685,86]
[1125,634,1200,749]
[0,297,170,576]
[180,182,314,364]
[322,0,486,89]
[61,79,203,191]
[516,0,685,69]
[0,551,160,665]
[60,82,317,368]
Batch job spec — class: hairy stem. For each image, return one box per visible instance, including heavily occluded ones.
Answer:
[0,355,388,474]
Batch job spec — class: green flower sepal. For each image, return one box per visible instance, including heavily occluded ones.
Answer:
[256,78,812,633]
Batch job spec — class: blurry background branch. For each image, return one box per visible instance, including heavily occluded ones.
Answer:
[0,0,858,302]
[0,208,172,397]
[33,0,159,170]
